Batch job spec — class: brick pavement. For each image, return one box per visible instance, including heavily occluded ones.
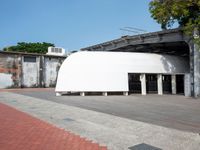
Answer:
[0,103,107,150]
[0,88,54,92]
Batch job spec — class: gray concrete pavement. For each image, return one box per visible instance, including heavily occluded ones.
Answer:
[0,92,200,150]
[14,90,200,133]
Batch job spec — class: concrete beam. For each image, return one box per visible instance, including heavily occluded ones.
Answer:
[157,74,163,95]
[102,92,108,96]
[140,74,146,95]
[80,92,85,96]
[184,74,191,97]
[123,92,128,96]
[171,75,176,94]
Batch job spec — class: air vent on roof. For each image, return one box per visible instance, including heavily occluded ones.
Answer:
[46,47,66,56]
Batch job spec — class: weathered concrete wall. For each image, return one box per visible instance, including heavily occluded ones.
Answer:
[44,57,62,87]
[0,52,65,89]
[21,56,40,88]
[0,53,21,88]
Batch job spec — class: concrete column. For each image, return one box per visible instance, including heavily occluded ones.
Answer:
[187,29,200,97]
[193,28,200,97]
[184,74,191,97]
[140,74,146,95]
[80,92,85,96]
[171,75,176,94]
[39,56,45,88]
[123,92,128,96]
[157,74,163,95]
[18,56,23,88]
[102,92,108,96]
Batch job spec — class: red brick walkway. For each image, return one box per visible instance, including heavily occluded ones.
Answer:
[0,103,107,150]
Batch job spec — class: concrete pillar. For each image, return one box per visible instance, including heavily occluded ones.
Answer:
[140,74,146,95]
[184,74,191,97]
[187,28,200,97]
[157,74,163,95]
[102,92,108,96]
[80,92,85,96]
[18,56,23,88]
[123,92,128,96]
[193,28,200,97]
[39,56,45,88]
[171,75,176,94]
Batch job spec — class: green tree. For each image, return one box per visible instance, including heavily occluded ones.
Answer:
[3,42,55,54]
[149,0,200,44]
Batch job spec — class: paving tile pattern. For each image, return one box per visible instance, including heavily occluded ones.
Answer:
[0,103,107,150]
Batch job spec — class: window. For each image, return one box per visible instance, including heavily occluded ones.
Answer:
[24,56,36,62]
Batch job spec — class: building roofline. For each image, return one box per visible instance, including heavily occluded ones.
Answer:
[81,28,184,51]
[0,51,67,58]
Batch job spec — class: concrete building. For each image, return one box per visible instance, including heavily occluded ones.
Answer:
[0,51,66,88]
[79,28,200,97]
[56,28,200,97]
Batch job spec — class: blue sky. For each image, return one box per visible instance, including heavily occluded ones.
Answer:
[0,0,161,51]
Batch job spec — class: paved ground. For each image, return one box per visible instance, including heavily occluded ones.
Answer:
[0,89,200,150]
[0,102,107,150]
[12,89,200,133]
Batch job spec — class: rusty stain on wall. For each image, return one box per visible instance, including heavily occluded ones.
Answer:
[0,54,21,88]
[0,51,65,89]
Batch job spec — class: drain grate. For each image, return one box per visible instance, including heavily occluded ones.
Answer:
[128,143,162,150]
[63,117,74,122]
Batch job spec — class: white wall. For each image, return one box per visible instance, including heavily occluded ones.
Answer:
[0,73,13,88]
[56,51,189,92]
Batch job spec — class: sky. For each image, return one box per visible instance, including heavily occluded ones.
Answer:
[0,0,161,51]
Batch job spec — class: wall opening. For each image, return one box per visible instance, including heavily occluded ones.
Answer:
[163,75,172,94]
[128,73,141,93]
[146,74,157,93]
[24,56,36,63]
[176,75,184,94]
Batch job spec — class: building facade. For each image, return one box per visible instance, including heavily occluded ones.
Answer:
[55,51,189,96]
[0,51,66,88]
[80,28,200,97]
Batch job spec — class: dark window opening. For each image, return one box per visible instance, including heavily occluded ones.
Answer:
[24,56,36,63]
[128,73,141,93]
[163,75,172,94]
[176,75,184,94]
[146,74,157,93]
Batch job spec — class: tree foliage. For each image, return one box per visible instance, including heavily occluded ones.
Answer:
[3,42,55,54]
[149,0,200,44]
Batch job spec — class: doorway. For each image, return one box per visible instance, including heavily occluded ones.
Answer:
[176,75,184,94]
[128,74,141,93]
[163,75,172,94]
[146,74,157,93]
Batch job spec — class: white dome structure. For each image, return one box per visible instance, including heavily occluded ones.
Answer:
[55,51,189,95]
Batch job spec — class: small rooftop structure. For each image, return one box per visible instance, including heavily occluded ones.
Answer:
[46,47,66,56]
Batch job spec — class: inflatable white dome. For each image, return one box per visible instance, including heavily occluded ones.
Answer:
[55,51,189,93]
